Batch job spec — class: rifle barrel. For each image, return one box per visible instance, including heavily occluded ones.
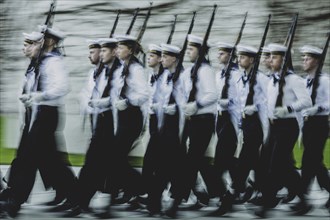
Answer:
[137,2,153,42]
[110,10,121,38]
[275,13,299,107]
[191,5,217,78]
[167,14,177,44]
[126,8,140,35]
[221,12,248,99]
[310,32,330,104]
[245,14,271,106]
[173,11,196,82]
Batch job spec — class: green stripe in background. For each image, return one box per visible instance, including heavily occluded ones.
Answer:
[0,116,329,168]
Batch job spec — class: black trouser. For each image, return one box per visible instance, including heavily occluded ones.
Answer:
[6,109,34,188]
[301,115,330,194]
[213,111,238,196]
[142,114,160,194]
[9,106,77,205]
[259,118,302,207]
[182,113,218,199]
[111,106,144,197]
[147,113,186,212]
[232,113,263,193]
[77,110,115,209]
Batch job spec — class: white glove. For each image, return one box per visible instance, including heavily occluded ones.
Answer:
[115,99,129,111]
[164,104,176,115]
[244,105,258,116]
[88,98,110,108]
[183,102,198,117]
[301,106,318,117]
[151,103,159,112]
[19,94,31,102]
[25,92,44,107]
[219,99,229,109]
[274,106,289,118]
[38,24,47,32]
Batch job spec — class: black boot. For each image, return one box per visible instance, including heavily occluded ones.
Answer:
[45,191,66,206]
[254,206,269,218]
[194,190,210,206]
[47,199,72,212]
[282,192,296,204]
[2,198,21,218]
[290,200,312,216]
[207,191,233,216]
[0,188,12,201]
[126,196,143,211]
[62,205,82,217]
[325,195,330,213]
[165,199,181,218]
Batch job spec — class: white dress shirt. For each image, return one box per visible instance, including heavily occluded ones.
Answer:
[111,61,149,133]
[236,70,270,140]
[304,73,330,116]
[215,66,241,134]
[111,62,149,107]
[179,63,217,115]
[79,68,95,115]
[37,53,70,106]
[267,71,313,120]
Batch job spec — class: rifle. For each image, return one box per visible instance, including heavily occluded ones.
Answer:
[310,32,330,104]
[126,8,140,35]
[23,0,57,127]
[137,2,153,42]
[121,3,153,78]
[155,14,178,77]
[190,5,217,82]
[172,11,196,82]
[167,14,178,44]
[26,0,57,75]
[244,14,271,111]
[44,0,57,29]
[283,15,297,71]
[110,10,121,38]
[275,13,298,107]
[93,10,122,79]
[220,12,248,99]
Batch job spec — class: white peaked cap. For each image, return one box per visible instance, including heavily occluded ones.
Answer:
[236,44,258,56]
[268,43,287,54]
[38,25,66,40]
[114,34,137,42]
[214,41,234,50]
[98,38,118,45]
[160,43,181,56]
[86,39,101,48]
[188,34,203,45]
[148,44,162,54]
[262,46,271,54]
[23,31,44,42]
[300,45,322,55]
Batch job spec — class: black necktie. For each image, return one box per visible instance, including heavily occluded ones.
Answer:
[150,74,157,85]
[273,74,280,85]
[188,71,198,102]
[101,66,112,98]
[242,71,250,87]
[168,72,176,104]
[167,72,174,84]
[120,64,128,99]
[220,69,226,78]
[306,78,314,88]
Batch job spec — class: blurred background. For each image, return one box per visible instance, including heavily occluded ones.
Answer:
[0,0,329,156]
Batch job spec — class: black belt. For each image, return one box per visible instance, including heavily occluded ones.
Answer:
[191,113,214,119]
